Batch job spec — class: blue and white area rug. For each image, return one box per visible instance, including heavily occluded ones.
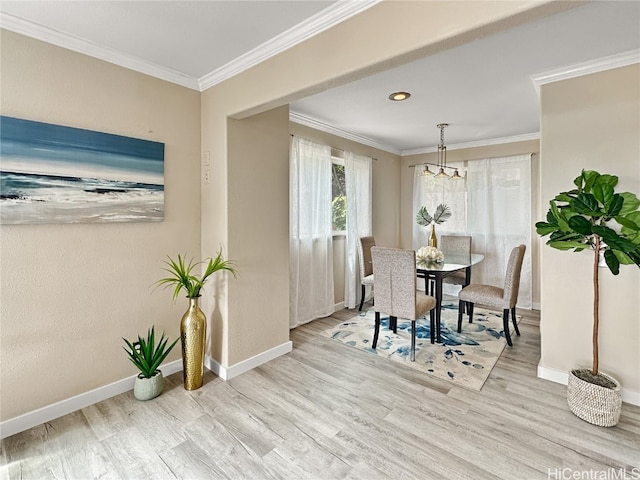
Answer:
[321,302,519,391]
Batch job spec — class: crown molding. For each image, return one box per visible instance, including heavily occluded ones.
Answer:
[198,0,381,91]
[0,13,201,90]
[290,111,400,155]
[401,132,540,157]
[0,0,380,92]
[531,49,640,95]
[291,111,540,156]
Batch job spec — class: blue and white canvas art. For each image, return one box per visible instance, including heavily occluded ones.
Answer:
[0,116,164,224]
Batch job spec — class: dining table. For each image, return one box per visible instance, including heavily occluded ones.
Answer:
[416,253,484,343]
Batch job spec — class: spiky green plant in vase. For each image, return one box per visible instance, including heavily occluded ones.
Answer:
[122,326,179,400]
[416,203,451,248]
[154,250,238,300]
[154,249,237,391]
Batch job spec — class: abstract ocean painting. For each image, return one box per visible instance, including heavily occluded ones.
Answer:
[0,116,164,224]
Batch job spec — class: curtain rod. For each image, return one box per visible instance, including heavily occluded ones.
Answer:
[291,134,377,161]
[407,152,535,168]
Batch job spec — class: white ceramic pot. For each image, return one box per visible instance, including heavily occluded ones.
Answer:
[133,370,164,401]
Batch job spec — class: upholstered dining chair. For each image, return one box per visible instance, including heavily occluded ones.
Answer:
[357,236,376,311]
[371,246,437,361]
[420,234,472,296]
[457,244,526,346]
[440,235,472,288]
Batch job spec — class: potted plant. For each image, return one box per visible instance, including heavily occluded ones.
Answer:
[122,326,179,401]
[535,169,640,426]
[416,203,451,248]
[154,249,237,391]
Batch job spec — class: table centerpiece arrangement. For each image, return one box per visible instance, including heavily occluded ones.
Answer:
[416,245,444,266]
[416,204,451,248]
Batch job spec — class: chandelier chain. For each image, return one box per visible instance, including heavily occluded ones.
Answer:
[436,123,448,150]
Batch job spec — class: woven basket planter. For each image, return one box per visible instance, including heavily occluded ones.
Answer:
[567,369,622,427]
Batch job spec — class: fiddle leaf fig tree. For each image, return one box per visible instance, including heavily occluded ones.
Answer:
[535,170,640,379]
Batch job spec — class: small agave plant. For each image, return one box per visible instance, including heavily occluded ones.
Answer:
[122,326,179,379]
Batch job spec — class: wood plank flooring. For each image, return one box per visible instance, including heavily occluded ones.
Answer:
[2,304,639,479]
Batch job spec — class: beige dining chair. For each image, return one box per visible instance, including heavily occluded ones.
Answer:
[440,235,472,287]
[420,234,472,296]
[357,236,376,311]
[457,244,526,346]
[371,246,437,361]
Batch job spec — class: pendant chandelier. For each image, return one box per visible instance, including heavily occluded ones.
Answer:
[420,123,463,180]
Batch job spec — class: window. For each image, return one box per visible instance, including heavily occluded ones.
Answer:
[332,157,346,232]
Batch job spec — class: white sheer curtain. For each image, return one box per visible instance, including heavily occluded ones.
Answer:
[344,152,372,309]
[290,136,334,328]
[466,154,532,308]
[412,162,467,249]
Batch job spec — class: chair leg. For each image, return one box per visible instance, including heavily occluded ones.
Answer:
[359,285,365,311]
[390,316,397,334]
[503,309,513,347]
[511,306,520,336]
[430,309,435,344]
[468,302,474,324]
[373,311,381,349]
[410,320,416,362]
[457,299,464,333]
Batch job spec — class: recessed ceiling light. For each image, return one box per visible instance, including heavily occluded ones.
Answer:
[388,91,411,101]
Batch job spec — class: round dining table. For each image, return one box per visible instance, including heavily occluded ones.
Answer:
[416,253,484,343]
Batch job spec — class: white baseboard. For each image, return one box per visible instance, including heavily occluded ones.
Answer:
[5,352,635,439]
[537,364,640,406]
[2,340,295,439]
[0,359,183,439]
[205,340,293,380]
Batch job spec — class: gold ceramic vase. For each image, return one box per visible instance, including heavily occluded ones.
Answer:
[429,224,438,248]
[180,296,206,390]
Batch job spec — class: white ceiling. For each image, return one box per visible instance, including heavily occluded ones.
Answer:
[1,1,638,155]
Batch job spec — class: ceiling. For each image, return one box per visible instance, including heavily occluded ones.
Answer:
[1,1,638,155]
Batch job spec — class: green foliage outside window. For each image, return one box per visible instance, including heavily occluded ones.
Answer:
[332,163,347,231]
[333,194,346,231]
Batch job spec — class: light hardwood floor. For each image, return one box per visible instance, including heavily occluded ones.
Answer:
[2,304,639,479]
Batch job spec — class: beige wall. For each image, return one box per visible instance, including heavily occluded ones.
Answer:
[1,1,585,423]
[0,30,202,420]
[539,64,640,393]
[201,1,562,368]
[225,107,291,366]
[401,140,542,305]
